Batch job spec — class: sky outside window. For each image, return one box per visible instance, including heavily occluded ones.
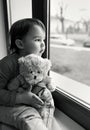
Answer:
[51,0,90,21]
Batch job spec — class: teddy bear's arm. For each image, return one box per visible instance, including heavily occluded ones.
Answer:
[38,76,56,92]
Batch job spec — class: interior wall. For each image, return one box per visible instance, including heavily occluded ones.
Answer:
[0,0,7,59]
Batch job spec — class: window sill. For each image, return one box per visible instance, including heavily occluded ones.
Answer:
[50,71,90,129]
[50,71,90,109]
[54,108,85,130]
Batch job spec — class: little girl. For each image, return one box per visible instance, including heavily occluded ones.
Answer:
[0,18,53,130]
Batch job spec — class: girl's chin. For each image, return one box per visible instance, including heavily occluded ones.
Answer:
[38,53,42,56]
[39,50,44,56]
[27,52,43,56]
[38,52,43,56]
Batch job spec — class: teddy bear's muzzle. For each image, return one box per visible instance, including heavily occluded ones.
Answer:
[34,75,37,79]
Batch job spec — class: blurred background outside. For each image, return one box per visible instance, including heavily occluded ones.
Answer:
[50,0,90,86]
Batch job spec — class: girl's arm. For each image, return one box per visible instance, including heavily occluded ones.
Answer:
[0,78,44,108]
[15,91,44,108]
[0,60,17,106]
[0,88,44,108]
[0,89,17,106]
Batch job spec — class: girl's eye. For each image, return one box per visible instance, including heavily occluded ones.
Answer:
[35,39,41,42]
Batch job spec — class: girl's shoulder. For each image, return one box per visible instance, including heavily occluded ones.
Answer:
[0,53,18,64]
[0,53,19,79]
[0,53,19,72]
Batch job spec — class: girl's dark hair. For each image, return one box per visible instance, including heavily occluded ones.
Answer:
[9,18,45,52]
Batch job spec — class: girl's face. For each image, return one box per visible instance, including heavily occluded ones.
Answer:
[22,25,45,56]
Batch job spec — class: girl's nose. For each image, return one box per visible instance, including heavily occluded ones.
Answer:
[41,41,45,48]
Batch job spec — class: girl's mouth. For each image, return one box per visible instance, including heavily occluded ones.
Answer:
[39,49,44,54]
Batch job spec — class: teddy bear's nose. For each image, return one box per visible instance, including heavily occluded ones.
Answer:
[34,75,37,79]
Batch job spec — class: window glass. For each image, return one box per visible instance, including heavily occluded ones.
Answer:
[50,0,90,86]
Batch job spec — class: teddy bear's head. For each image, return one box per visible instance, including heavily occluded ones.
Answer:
[18,54,51,85]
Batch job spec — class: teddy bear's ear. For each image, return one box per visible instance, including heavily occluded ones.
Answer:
[18,57,28,76]
[18,57,26,74]
[18,57,25,64]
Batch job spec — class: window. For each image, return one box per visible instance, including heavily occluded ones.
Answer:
[50,0,90,129]
[50,0,90,86]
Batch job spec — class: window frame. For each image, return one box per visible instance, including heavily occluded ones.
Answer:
[32,0,50,59]
[32,0,90,129]
[2,0,9,54]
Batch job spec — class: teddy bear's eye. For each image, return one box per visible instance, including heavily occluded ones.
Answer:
[37,71,40,73]
[30,70,33,73]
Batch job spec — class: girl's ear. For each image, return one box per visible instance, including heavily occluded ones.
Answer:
[15,39,24,49]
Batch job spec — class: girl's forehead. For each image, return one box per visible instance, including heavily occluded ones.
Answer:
[28,25,45,36]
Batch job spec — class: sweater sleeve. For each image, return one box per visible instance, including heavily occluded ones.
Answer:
[0,56,17,106]
[0,89,17,106]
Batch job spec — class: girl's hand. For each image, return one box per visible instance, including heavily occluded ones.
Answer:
[41,88,52,102]
[16,91,44,109]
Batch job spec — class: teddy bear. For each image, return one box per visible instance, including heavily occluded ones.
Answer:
[7,54,56,130]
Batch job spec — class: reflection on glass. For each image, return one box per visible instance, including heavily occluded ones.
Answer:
[50,0,90,86]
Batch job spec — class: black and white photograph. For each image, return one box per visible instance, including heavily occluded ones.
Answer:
[0,0,90,130]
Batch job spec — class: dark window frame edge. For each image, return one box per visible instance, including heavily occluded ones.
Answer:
[53,88,90,130]
[32,0,50,59]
